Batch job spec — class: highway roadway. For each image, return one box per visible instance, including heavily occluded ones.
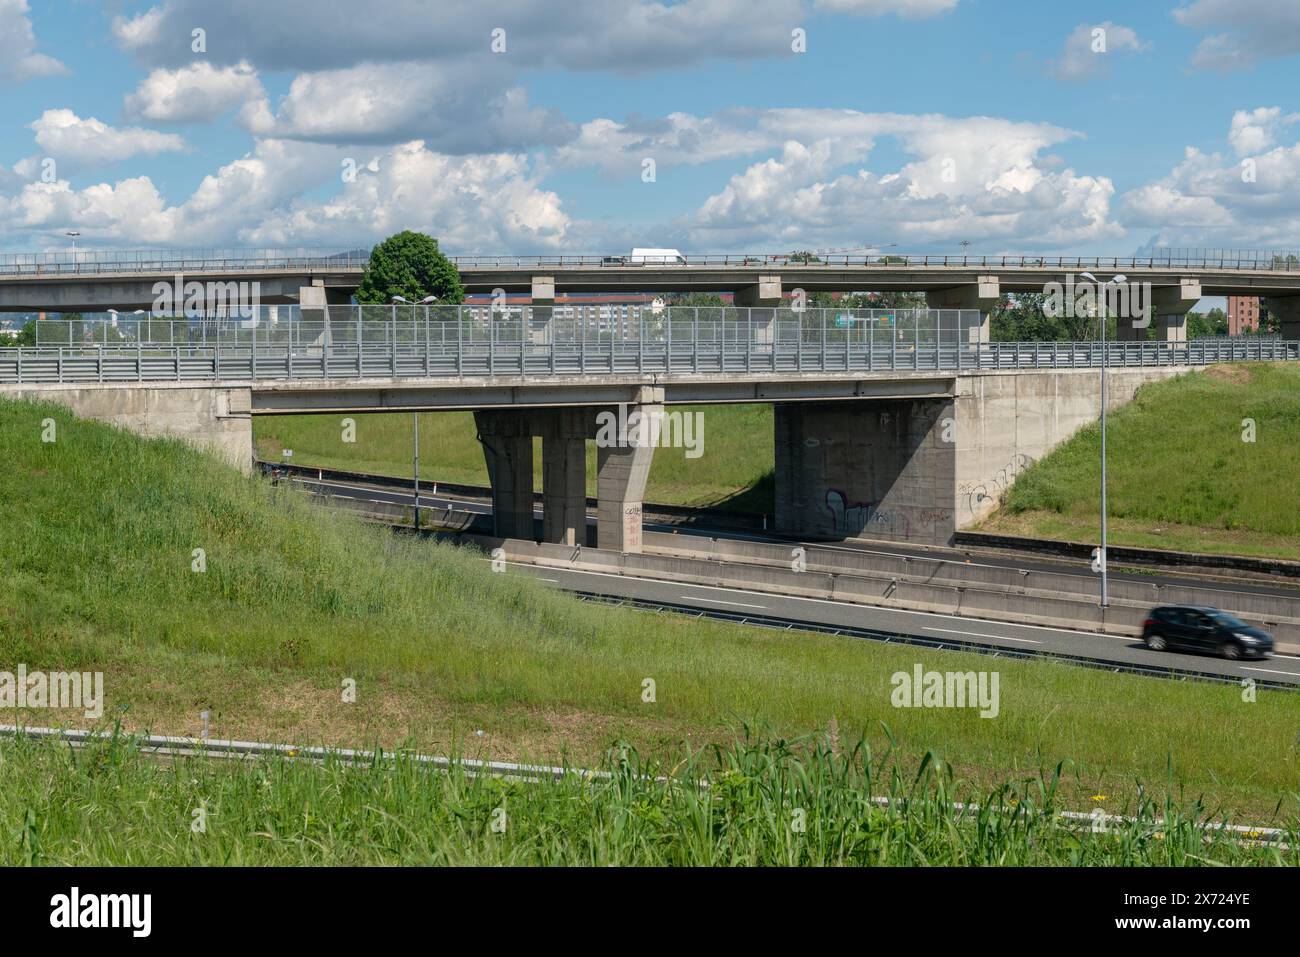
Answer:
[503,559,1300,688]
[288,471,1300,688]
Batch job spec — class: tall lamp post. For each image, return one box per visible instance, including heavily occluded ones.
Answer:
[1080,271,1126,608]
[398,295,438,530]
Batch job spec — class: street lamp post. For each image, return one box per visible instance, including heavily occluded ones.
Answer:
[1080,271,1126,608]
[413,412,420,532]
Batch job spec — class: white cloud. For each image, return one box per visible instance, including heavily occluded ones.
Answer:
[124,62,265,124]
[111,0,804,73]
[1048,22,1146,82]
[244,142,573,249]
[251,61,571,152]
[1120,113,1300,246]
[591,109,1121,250]
[0,0,67,84]
[813,0,958,16]
[18,110,186,174]
[1227,107,1299,157]
[1175,0,1300,71]
[0,138,575,252]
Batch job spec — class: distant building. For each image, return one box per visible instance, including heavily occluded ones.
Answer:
[1228,296,1260,334]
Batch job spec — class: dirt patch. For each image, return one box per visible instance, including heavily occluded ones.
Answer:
[1205,364,1254,385]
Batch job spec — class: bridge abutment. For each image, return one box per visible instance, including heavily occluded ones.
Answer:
[774,398,956,545]
[3,383,253,472]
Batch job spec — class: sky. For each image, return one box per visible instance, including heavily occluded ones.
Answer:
[0,0,1298,258]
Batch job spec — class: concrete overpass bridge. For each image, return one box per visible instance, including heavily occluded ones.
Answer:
[3,304,1295,555]
[4,246,1300,340]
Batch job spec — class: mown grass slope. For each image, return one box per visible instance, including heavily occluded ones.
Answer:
[980,363,1300,559]
[1,397,1299,821]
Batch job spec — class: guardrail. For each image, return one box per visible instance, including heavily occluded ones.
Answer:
[2,247,1300,275]
[1,337,1295,384]
[0,247,368,277]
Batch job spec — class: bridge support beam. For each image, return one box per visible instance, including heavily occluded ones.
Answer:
[1150,279,1201,342]
[927,277,998,342]
[540,409,588,546]
[474,410,535,540]
[1263,296,1300,338]
[774,399,956,545]
[734,275,782,308]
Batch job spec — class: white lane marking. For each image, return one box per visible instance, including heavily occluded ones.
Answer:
[684,596,768,609]
[537,578,560,583]
[1241,666,1300,677]
[924,627,1041,645]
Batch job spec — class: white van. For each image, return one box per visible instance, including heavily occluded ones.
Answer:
[628,248,687,265]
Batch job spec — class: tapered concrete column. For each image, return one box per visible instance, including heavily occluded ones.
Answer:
[1151,279,1201,342]
[474,410,535,540]
[530,275,555,328]
[1263,296,1300,339]
[928,277,999,343]
[299,284,328,324]
[540,409,588,546]
[595,394,661,553]
[734,275,782,307]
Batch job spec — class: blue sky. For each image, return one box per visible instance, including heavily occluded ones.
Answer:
[1,0,1298,257]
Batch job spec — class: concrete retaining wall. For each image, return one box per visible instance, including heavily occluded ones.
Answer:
[1,382,253,471]
[461,534,1300,647]
[954,366,1187,527]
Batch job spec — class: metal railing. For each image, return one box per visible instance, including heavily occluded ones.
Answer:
[1,307,1294,385]
[3,247,1300,277]
[0,247,369,277]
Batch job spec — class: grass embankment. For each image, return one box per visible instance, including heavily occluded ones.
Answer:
[979,363,1300,561]
[255,405,776,511]
[3,396,1300,856]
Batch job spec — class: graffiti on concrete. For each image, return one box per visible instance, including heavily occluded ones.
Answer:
[826,489,952,540]
[961,452,1036,517]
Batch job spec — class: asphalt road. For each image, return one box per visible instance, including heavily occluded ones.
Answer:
[507,560,1300,687]
[294,474,1300,686]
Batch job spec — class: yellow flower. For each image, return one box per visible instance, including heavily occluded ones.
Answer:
[1090,794,1107,802]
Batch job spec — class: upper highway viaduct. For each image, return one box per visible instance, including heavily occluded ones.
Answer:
[5,247,1300,341]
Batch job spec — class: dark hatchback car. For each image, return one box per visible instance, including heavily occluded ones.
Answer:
[1141,606,1274,660]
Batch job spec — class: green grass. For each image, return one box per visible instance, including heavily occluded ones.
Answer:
[980,363,1300,560]
[5,395,1300,846]
[2,731,1292,866]
[255,404,777,510]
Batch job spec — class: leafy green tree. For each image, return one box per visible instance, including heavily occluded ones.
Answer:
[1186,308,1228,339]
[356,231,465,305]
[809,291,925,310]
[788,250,821,263]
[667,292,728,306]
[14,321,37,346]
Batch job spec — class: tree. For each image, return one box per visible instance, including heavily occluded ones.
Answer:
[667,292,727,306]
[1186,308,1228,339]
[355,231,465,305]
[14,320,36,346]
